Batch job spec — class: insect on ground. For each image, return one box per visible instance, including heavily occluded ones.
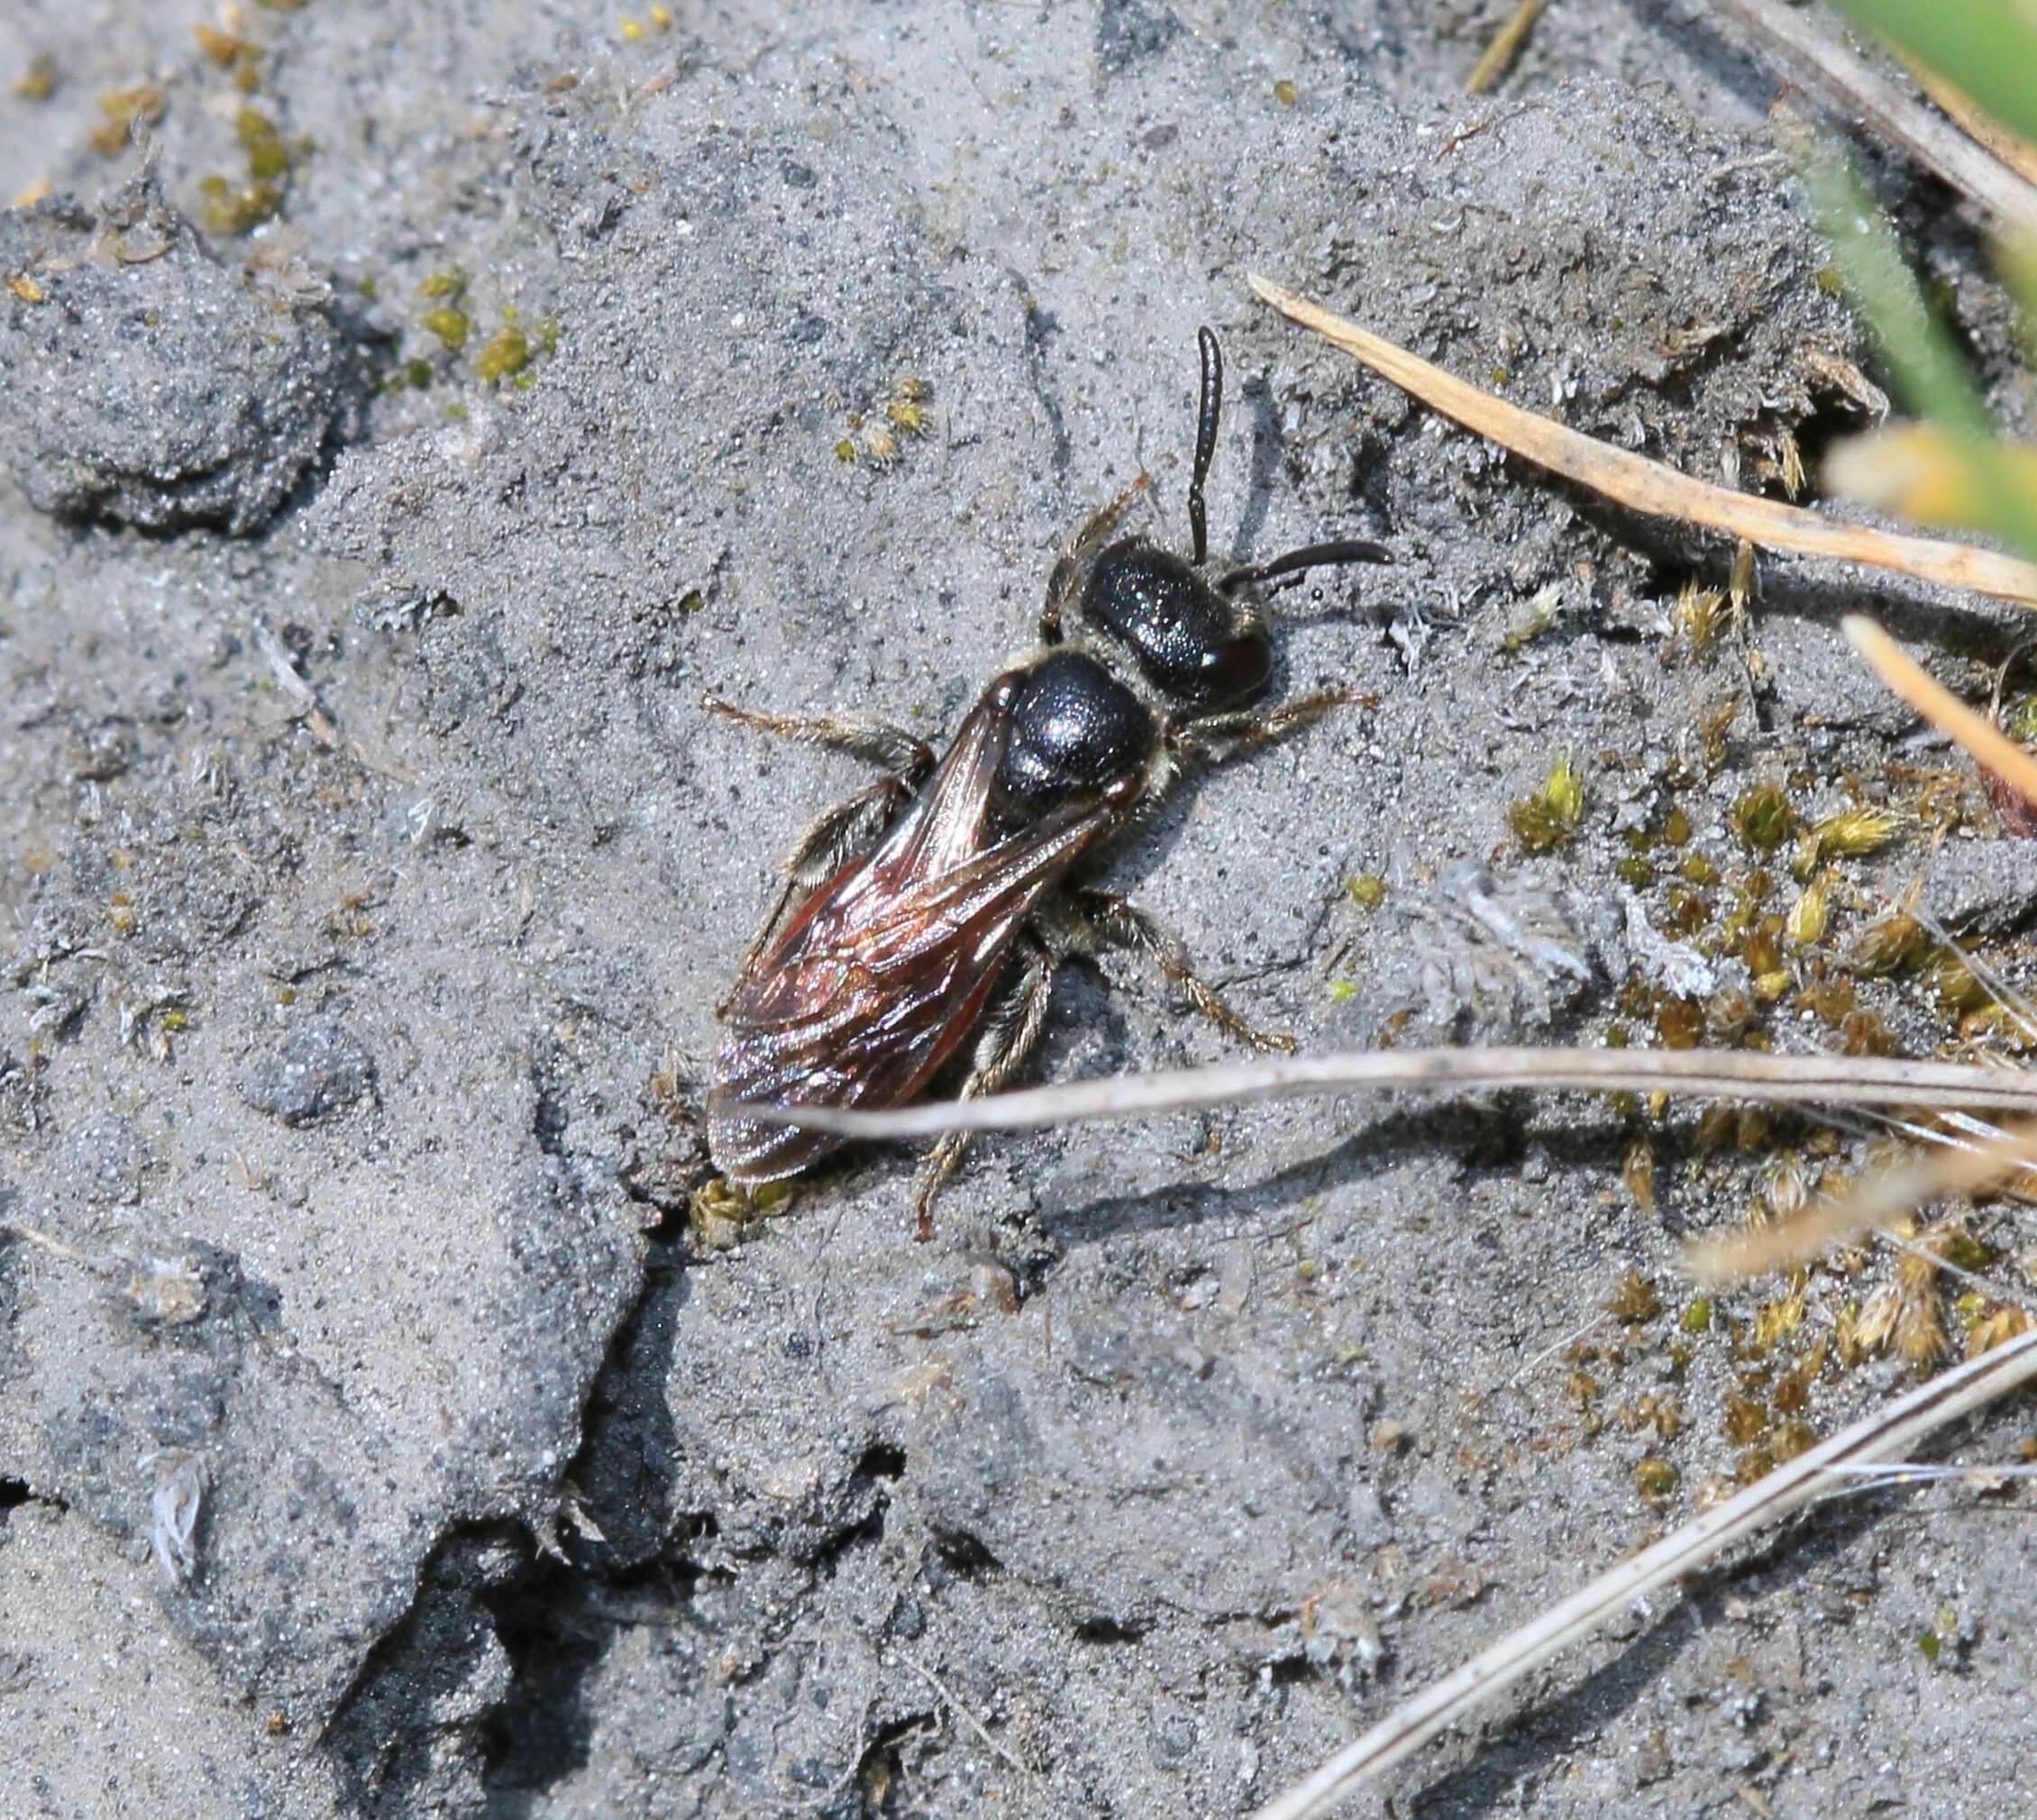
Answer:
[705,327,1390,1235]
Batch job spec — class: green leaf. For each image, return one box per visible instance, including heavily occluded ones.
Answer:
[1802,142,1992,433]
[1804,139,2037,564]
[2003,233,2037,363]
[1828,0,2037,152]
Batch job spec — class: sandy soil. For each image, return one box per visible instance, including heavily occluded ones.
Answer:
[3,4,2035,1816]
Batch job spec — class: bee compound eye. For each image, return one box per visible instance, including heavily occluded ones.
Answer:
[1201,626,1272,702]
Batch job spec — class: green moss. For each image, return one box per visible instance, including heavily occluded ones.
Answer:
[1608,1272,1662,1322]
[1634,1457,1680,1504]
[420,306,470,352]
[1664,884,1710,937]
[1940,1230,1995,1273]
[1846,911,1923,974]
[473,325,531,384]
[1795,978,1854,1025]
[1723,1392,1767,1443]
[1655,996,1704,1049]
[1742,926,1783,977]
[14,53,57,102]
[1799,804,1904,869]
[1768,1419,1816,1465]
[1510,755,1585,855]
[88,82,164,156]
[198,175,284,235]
[2005,692,2037,745]
[1786,876,1830,946]
[236,107,291,179]
[1545,756,1585,823]
[1731,783,1797,853]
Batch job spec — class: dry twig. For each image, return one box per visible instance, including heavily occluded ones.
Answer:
[748,1046,2037,1139]
[1246,277,2037,609]
[1244,1326,2037,1820]
[1902,54,2037,189]
[1,1222,95,1267]
[1686,1111,2037,1279]
[1844,614,2037,809]
[252,616,339,746]
[890,1650,1035,1781]
[1465,0,1549,96]
[1706,0,2037,230]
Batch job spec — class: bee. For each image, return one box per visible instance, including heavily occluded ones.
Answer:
[707,328,1387,1234]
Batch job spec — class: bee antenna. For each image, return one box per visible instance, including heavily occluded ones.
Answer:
[1190,326,1221,568]
[1220,536,1391,591]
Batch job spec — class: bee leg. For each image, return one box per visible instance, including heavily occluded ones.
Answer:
[717,775,922,1016]
[1163,689,1355,767]
[912,937,1058,1239]
[1041,476,1150,645]
[1064,888,1296,1054]
[710,703,938,1015]
[1103,694,1352,855]
[704,695,936,780]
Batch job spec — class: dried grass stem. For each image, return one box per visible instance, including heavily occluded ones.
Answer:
[1247,276,2037,610]
[752,1045,2037,1139]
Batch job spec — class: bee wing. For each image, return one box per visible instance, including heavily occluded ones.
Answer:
[795,678,1015,936]
[708,704,1119,1186]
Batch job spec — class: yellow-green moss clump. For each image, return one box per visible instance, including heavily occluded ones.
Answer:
[1731,782,1795,853]
[199,176,283,235]
[200,95,309,236]
[421,306,470,352]
[472,325,531,384]
[1634,1457,1680,1507]
[1510,755,1585,854]
[14,53,57,102]
[236,107,291,178]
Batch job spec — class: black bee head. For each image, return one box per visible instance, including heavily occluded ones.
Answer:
[1081,537,1273,707]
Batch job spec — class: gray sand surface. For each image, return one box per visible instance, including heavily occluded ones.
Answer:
[4,4,2035,1816]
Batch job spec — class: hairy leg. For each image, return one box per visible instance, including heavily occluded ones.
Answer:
[1059,887,1295,1054]
[1040,476,1150,645]
[1164,689,1354,766]
[705,694,935,778]
[912,937,1058,1239]
[710,696,937,1012]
